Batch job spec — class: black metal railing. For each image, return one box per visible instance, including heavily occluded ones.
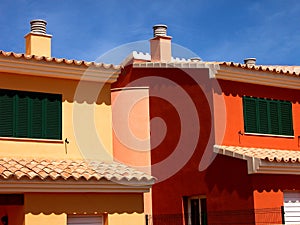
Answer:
[146,207,283,225]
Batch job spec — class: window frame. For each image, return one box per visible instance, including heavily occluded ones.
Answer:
[243,96,294,137]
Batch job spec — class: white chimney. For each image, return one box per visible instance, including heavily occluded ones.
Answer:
[150,24,172,62]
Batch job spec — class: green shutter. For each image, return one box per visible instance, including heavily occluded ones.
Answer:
[269,101,280,134]
[0,91,14,137]
[15,93,30,138]
[0,89,62,139]
[258,99,268,134]
[243,96,293,136]
[31,95,43,138]
[44,94,61,139]
[280,101,293,135]
[243,96,258,133]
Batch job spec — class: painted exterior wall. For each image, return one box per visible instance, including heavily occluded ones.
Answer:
[24,193,144,225]
[111,87,152,220]
[0,72,113,161]
[114,65,300,225]
[108,213,145,225]
[0,69,147,225]
[0,206,24,225]
[220,79,300,150]
[25,32,52,57]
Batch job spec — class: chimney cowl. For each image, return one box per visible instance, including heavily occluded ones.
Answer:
[244,58,256,66]
[153,24,168,37]
[190,57,202,62]
[30,19,47,34]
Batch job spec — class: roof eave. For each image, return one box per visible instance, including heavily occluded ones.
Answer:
[214,145,300,175]
[0,52,122,83]
[0,179,154,193]
[216,64,300,90]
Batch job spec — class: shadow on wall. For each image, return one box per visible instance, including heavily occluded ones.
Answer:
[0,72,111,105]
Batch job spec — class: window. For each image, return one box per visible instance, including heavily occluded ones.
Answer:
[183,196,207,225]
[243,96,293,136]
[0,89,62,140]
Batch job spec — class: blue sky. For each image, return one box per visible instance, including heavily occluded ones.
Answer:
[1,0,300,65]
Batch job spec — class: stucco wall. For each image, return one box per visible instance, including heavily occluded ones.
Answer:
[0,72,113,161]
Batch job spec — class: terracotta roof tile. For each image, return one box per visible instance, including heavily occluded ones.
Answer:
[220,62,300,76]
[0,158,155,184]
[214,145,300,163]
[0,50,121,70]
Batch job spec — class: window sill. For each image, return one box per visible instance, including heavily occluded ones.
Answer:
[0,136,64,144]
[244,132,294,138]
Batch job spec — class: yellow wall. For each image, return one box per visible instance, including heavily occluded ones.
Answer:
[24,212,146,225]
[0,72,113,161]
[25,213,66,225]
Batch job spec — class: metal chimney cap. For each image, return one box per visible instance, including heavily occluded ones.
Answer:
[190,57,202,62]
[244,58,256,65]
[30,19,47,34]
[153,24,168,37]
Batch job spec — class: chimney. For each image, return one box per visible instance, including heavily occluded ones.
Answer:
[25,19,52,57]
[150,24,172,62]
[244,58,256,66]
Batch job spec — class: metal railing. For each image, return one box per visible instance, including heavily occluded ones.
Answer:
[146,207,283,225]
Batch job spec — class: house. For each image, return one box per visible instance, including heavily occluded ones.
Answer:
[113,24,300,225]
[0,19,155,225]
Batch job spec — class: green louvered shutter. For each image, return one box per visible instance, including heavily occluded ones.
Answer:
[44,94,61,139]
[0,91,14,137]
[0,89,62,139]
[243,96,258,133]
[258,99,268,134]
[15,93,30,138]
[280,101,293,136]
[31,95,43,138]
[243,96,293,136]
[269,101,280,135]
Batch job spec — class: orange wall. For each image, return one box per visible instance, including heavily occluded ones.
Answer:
[219,79,300,150]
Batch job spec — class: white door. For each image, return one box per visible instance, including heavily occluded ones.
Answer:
[284,192,300,224]
[67,215,103,225]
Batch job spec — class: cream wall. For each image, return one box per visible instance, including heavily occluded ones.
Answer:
[108,213,145,225]
[0,72,113,161]
[25,213,66,225]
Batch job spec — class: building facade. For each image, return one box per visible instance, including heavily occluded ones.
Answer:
[0,20,154,225]
[113,25,300,225]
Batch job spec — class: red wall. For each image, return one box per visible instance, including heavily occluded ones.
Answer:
[113,65,300,225]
